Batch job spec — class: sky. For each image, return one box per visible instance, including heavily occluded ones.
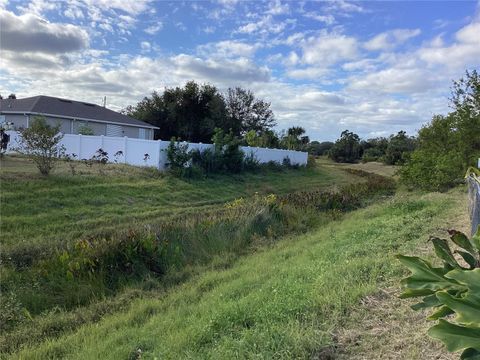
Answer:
[0,0,479,141]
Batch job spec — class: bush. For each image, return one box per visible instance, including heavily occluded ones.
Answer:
[400,71,480,191]
[165,138,191,175]
[16,116,64,175]
[329,130,361,163]
[398,229,480,359]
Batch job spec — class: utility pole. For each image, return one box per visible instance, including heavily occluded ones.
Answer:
[103,96,106,108]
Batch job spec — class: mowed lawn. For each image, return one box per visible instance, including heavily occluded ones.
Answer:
[11,188,465,359]
[0,155,355,256]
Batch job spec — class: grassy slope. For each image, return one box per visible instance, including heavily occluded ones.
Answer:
[11,188,465,359]
[0,155,353,255]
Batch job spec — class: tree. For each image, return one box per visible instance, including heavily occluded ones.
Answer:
[7,94,16,99]
[328,130,361,163]
[126,81,230,143]
[225,87,276,135]
[384,131,416,165]
[307,141,334,156]
[401,70,480,191]
[16,116,64,175]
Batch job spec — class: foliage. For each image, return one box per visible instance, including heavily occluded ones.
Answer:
[6,180,456,359]
[398,229,480,359]
[383,131,417,165]
[77,124,94,135]
[244,129,279,148]
[16,116,64,175]
[307,141,334,156]
[280,127,309,151]
[125,81,276,143]
[165,138,191,176]
[361,147,385,163]
[63,153,78,175]
[225,87,276,134]
[329,130,362,163]
[401,70,480,191]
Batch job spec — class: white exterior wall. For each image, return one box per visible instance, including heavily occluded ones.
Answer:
[6,131,308,170]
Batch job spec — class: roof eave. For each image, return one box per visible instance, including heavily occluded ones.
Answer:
[0,110,159,129]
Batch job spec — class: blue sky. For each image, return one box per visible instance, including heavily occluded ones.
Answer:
[1,0,479,141]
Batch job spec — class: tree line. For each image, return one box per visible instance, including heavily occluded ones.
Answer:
[326,70,480,191]
[124,81,310,151]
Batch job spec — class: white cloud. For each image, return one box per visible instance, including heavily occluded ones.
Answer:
[144,23,163,35]
[304,12,335,25]
[237,15,287,35]
[197,40,259,59]
[364,28,421,51]
[418,20,480,69]
[348,67,437,94]
[301,32,358,66]
[266,0,289,15]
[286,67,329,79]
[140,41,151,51]
[0,9,89,54]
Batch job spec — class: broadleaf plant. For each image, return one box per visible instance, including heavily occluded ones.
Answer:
[397,228,480,359]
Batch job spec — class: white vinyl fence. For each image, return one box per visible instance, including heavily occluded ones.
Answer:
[6,131,308,170]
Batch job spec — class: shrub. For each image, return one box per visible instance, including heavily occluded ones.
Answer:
[400,71,480,191]
[398,229,480,359]
[16,116,64,175]
[77,124,94,135]
[165,138,191,175]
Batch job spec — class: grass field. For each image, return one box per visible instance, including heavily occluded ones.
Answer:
[0,155,468,359]
[0,155,355,259]
[8,188,465,359]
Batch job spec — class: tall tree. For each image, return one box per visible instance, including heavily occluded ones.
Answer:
[329,130,361,163]
[126,81,230,143]
[7,94,16,99]
[225,87,276,135]
[401,70,480,190]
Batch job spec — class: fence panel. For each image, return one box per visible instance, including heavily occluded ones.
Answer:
[5,131,308,170]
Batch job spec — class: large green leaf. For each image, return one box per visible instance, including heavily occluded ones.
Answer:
[449,230,477,256]
[397,255,462,291]
[427,305,454,320]
[472,229,480,253]
[399,288,434,299]
[431,237,461,268]
[461,348,480,360]
[436,291,480,325]
[446,269,480,293]
[456,250,479,270]
[411,294,442,310]
[428,320,480,352]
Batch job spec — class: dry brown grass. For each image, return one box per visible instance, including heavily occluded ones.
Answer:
[334,286,457,360]
[334,189,469,360]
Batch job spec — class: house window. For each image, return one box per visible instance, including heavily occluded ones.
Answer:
[139,128,147,139]
[106,124,123,137]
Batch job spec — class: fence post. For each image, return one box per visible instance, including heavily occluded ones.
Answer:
[157,140,161,169]
[78,134,82,158]
[100,135,104,150]
[124,136,128,164]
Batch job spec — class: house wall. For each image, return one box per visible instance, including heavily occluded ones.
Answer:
[72,120,106,136]
[1,113,154,139]
[2,114,29,130]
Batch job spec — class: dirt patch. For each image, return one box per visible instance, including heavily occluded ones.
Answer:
[333,286,457,360]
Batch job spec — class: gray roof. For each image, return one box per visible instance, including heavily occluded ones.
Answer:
[0,95,158,129]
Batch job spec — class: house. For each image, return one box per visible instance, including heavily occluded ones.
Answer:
[0,95,158,139]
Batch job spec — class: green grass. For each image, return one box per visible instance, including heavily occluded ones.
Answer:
[0,155,354,260]
[8,188,464,359]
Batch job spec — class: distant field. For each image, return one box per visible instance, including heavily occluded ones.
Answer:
[0,155,356,256]
[316,157,399,177]
[10,188,465,359]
